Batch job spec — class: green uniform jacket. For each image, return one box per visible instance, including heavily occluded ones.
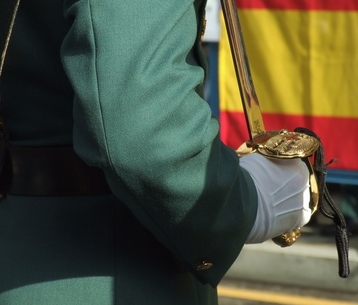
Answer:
[0,0,258,304]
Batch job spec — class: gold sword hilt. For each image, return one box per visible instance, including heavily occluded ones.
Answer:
[220,0,320,247]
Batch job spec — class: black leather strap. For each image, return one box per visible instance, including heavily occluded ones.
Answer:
[0,146,111,196]
[0,0,20,76]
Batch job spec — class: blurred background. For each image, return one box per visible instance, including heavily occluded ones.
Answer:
[202,1,358,303]
[203,0,358,235]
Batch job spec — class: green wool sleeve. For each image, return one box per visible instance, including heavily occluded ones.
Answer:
[61,0,258,286]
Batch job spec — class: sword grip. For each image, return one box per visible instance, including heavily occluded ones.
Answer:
[271,156,319,247]
[237,133,320,247]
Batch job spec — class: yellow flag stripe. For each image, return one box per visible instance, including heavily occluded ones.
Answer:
[219,10,358,118]
[218,285,358,305]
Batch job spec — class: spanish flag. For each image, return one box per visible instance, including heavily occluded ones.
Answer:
[219,0,358,171]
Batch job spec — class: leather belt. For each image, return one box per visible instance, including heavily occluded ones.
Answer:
[0,145,112,196]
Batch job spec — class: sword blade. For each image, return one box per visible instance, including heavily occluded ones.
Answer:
[220,0,267,143]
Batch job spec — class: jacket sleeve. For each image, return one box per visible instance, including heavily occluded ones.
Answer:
[61,0,258,287]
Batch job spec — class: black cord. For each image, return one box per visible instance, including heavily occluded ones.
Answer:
[295,127,350,278]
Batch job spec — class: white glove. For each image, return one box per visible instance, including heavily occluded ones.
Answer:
[240,153,311,244]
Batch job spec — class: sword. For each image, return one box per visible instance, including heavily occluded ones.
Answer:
[0,0,20,77]
[0,0,20,192]
[220,0,319,246]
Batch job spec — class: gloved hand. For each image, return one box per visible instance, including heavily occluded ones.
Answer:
[240,153,311,244]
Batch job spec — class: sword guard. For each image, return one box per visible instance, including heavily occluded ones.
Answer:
[271,228,302,247]
[262,129,320,158]
[236,130,277,156]
[237,129,320,159]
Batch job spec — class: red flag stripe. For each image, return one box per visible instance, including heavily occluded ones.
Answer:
[235,0,358,11]
[220,111,358,171]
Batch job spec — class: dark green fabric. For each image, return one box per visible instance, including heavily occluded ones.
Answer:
[0,195,217,305]
[0,0,258,304]
[1,0,74,146]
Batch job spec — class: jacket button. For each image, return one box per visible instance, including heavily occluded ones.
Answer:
[196,261,213,271]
